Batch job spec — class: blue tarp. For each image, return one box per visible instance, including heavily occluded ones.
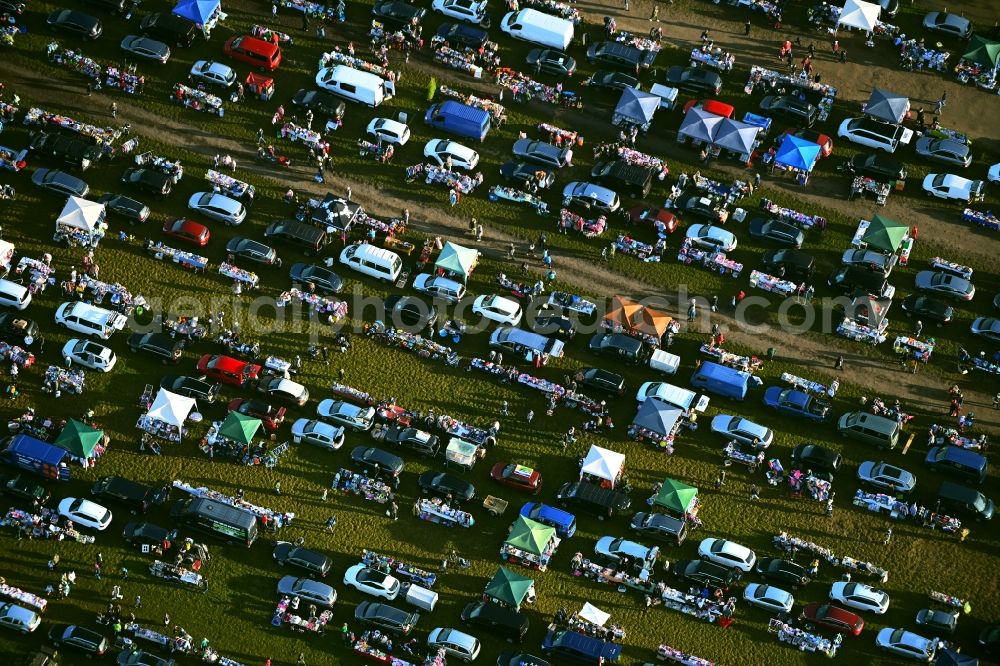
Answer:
[172,0,220,25]
[774,133,821,173]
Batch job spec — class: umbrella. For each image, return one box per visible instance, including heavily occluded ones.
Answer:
[861,214,908,253]
[53,419,104,458]
[603,295,672,338]
[962,34,1000,69]
[654,478,698,514]
[612,88,659,127]
[218,411,262,446]
[631,398,684,436]
[484,567,534,610]
[712,118,761,157]
[837,0,880,32]
[677,107,724,143]
[865,88,910,124]
[505,516,556,556]
[774,133,821,173]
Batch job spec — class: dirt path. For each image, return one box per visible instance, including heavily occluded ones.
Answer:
[1,27,995,429]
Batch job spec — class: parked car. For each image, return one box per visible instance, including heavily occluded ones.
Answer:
[628,206,678,233]
[160,375,219,403]
[435,21,488,49]
[224,35,282,71]
[971,317,1000,342]
[90,476,156,513]
[118,651,174,666]
[914,271,975,300]
[122,521,176,549]
[499,161,555,192]
[576,367,625,396]
[0,313,38,346]
[562,181,620,212]
[189,60,236,87]
[595,536,658,570]
[755,558,810,587]
[829,582,890,614]
[258,377,309,406]
[461,601,529,643]
[790,443,842,473]
[586,41,657,70]
[128,332,183,363]
[31,168,89,197]
[748,218,804,248]
[980,625,1000,654]
[490,463,543,494]
[900,295,953,324]
[162,218,210,246]
[743,584,794,613]
[526,48,576,77]
[760,95,818,126]
[272,542,332,577]
[922,11,972,39]
[512,139,572,168]
[98,193,151,223]
[685,224,736,252]
[841,249,896,276]
[585,70,640,93]
[344,565,401,600]
[921,173,985,202]
[673,559,741,588]
[800,602,865,636]
[228,398,286,431]
[372,0,426,28]
[838,117,913,153]
[412,274,466,302]
[196,354,261,388]
[290,263,343,294]
[139,12,197,47]
[677,191,729,221]
[277,576,336,607]
[120,34,171,63]
[0,473,50,504]
[427,627,481,661]
[875,628,939,661]
[424,139,479,170]
[121,168,172,196]
[554,480,630,519]
[915,608,958,635]
[48,624,108,655]
[355,601,419,635]
[710,415,773,448]
[366,117,411,146]
[857,461,917,494]
[225,237,279,266]
[29,133,102,170]
[763,387,832,421]
[47,9,102,39]
[587,332,644,364]
[925,446,988,484]
[761,249,815,279]
[431,0,487,24]
[697,538,756,572]
[915,137,972,167]
[61,338,116,372]
[291,89,345,120]
[188,191,246,225]
[351,446,404,483]
[318,401,375,431]
[379,426,440,457]
[472,294,523,326]
[57,497,112,530]
[0,603,41,633]
[291,419,344,450]
[419,471,475,502]
[665,66,722,95]
[531,305,576,339]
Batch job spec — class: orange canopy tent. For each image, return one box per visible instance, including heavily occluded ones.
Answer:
[602,295,672,338]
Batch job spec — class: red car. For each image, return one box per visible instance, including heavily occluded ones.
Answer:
[224,35,281,71]
[227,398,286,431]
[800,602,865,636]
[781,128,833,158]
[628,206,678,234]
[682,98,735,118]
[163,218,210,246]
[196,354,261,388]
[490,463,543,494]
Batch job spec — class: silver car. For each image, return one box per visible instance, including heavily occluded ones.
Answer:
[841,249,897,276]
[922,11,972,39]
[562,181,620,213]
[970,317,1000,343]
[31,168,89,197]
[187,192,246,225]
[189,60,236,87]
[276,576,337,607]
[915,137,971,168]
[120,35,170,63]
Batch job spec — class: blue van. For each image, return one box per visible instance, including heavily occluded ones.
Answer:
[519,502,577,538]
[0,435,71,480]
[542,629,621,664]
[925,446,988,484]
[690,361,751,400]
[424,101,491,142]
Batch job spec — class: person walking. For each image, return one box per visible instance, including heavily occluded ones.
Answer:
[320,488,328,501]
[744,19,751,36]
[94,562,102,579]
[623,0,629,10]
[500,400,509,416]
[163,613,171,626]
[476,223,484,241]
[274,480,282,496]
[839,48,847,63]
[296,654,307,666]
[135,595,142,608]
[835,355,844,370]
[389,501,398,521]
[882,527,892,545]
[110,102,117,118]
[526,409,534,424]
[649,4,659,21]
[914,320,923,337]
[935,91,946,113]
[825,498,834,517]
[749,484,761,501]
[687,298,697,321]
[326,516,337,532]
[993,392,999,409]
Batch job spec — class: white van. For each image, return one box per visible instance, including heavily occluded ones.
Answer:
[54,302,128,339]
[0,279,31,310]
[315,65,396,107]
[501,8,574,50]
[636,381,710,412]
[339,243,402,282]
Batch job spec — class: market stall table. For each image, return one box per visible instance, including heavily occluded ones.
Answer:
[15,257,55,294]
[171,83,224,116]
[749,270,798,296]
[487,186,549,215]
[893,336,934,365]
[929,256,972,279]
[557,208,606,237]
[134,151,184,182]
[433,45,483,78]
[657,644,715,666]
[413,497,474,528]
[24,107,122,144]
[361,550,437,588]
[759,198,825,229]
[850,175,891,205]
[615,235,664,262]
[438,85,506,125]
[744,65,837,121]
[219,263,259,287]
[145,240,208,271]
[173,480,293,527]
[768,618,841,656]
[2,508,93,542]
[319,51,394,80]
[42,365,84,395]
[690,47,734,71]
[678,240,743,279]
[548,291,596,315]
[837,317,888,345]
[277,289,347,319]
[206,169,255,202]
[0,582,47,612]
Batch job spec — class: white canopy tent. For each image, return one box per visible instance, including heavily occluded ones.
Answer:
[837,0,880,33]
[56,196,105,232]
[147,389,197,427]
[579,602,610,627]
[580,445,625,487]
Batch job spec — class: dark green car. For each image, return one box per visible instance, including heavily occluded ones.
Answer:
[0,473,50,504]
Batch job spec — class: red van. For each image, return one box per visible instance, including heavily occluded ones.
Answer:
[197,354,262,388]
[224,35,281,71]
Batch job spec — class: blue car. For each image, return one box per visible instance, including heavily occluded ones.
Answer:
[519,502,576,538]
[763,387,832,422]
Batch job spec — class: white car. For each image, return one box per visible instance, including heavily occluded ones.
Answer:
[189,60,236,87]
[57,497,112,531]
[685,224,737,252]
[423,139,479,170]
[187,191,246,226]
[0,603,41,634]
[988,163,1000,183]
[291,419,345,450]
[54,302,128,340]
[595,536,659,570]
[697,538,756,572]
[427,628,481,662]
[413,274,466,303]
[61,338,117,372]
[829,581,890,614]
[343,564,401,600]
[710,414,774,449]
[472,295,522,326]
[431,0,488,25]
[921,173,985,203]
[743,583,794,613]
[259,377,310,406]
[875,627,938,662]
[316,399,376,431]
[367,118,411,146]
[837,117,913,153]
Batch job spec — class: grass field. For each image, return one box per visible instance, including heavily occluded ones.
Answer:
[0,0,998,664]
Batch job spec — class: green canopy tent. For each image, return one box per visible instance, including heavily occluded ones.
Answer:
[962,34,1000,70]
[434,241,480,284]
[505,516,557,556]
[653,478,698,515]
[218,411,262,446]
[484,566,535,610]
[54,419,105,459]
[861,214,908,253]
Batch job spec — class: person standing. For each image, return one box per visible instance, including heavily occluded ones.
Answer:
[526,409,534,424]
[296,654,307,666]
[389,501,398,520]
[649,4,659,21]
[914,320,923,337]
[835,355,844,370]
[271,3,277,17]
[882,527,892,545]
[935,91,946,113]
[744,19,751,36]
[623,0,629,10]
[476,223,484,241]
[326,516,337,532]
[110,102,117,118]
[274,480,282,496]
[687,298,697,322]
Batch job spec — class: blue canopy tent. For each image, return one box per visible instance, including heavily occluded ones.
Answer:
[771,134,822,184]
[173,0,223,37]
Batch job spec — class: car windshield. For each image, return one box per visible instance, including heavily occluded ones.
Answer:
[932,174,947,187]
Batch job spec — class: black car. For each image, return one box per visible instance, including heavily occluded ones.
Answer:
[590,160,653,198]
[760,249,815,280]
[121,168,173,196]
[790,443,842,475]
[380,426,440,457]
[498,654,551,666]
[915,608,958,635]
[755,557,810,587]
[350,446,404,486]
[225,237,280,266]
[0,313,39,345]
[675,193,727,222]
[554,481,630,519]
[48,624,109,656]
[586,41,658,71]
[760,95,818,127]
[499,161,555,192]
[674,559,741,588]
[91,475,158,513]
[82,0,128,13]
[122,521,177,549]
[587,332,644,364]
[160,375,220,404]
[96,193,150,223]
[461,601,529,643]
[47,9,103,39]
[354,601,420,636]
[273,541,332,577]
[531,305,575,339]
[900,294,953,324]
[32,168,90,197]
[0,1,24,15]
[576,367,625,396]
[290,89,346,120]
[385,295,438,329]
[289,263,343,295]
[846,152,907,183]
[525,48,576,77]
[979,625,1000,654]
[586,70,640,93]
[665,66,722,95]
[418,471,475,502]
[140,12,198,47]
[511,139,573,169]
[1,473,51,504]
[29,133,103,170]
[371,0,426,28]
[435,22,488,50]
[128,332,184,363]
[629,512,688,545]
[748,218,804,248]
